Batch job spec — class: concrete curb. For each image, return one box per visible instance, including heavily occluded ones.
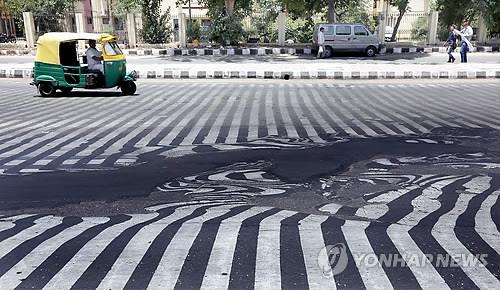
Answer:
[1,46,499,56]
[2,68,499,80]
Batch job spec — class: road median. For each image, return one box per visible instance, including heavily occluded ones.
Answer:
[2,63,499,80]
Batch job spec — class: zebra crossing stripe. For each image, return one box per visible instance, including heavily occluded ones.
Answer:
[42,214,157,289]
[225,85,254,144]
[200,206,272,289]
[153,84,215,146]
[0,216,63,259]
[254,210,297,289]
[386,177,464,290]
[475,190,500,254]
[343,219,394,290]
[146,205,235,289]
[133,83,202,147]
[95,203,211,290]
[0,217,107,289]
[298,215,336,290]
[432,182,500,288]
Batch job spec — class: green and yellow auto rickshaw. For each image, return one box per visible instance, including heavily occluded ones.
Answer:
[32,32,137,97]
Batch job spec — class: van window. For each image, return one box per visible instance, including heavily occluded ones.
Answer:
[335,25,351,36]
[323,26,334,35]
[354,26,369,36]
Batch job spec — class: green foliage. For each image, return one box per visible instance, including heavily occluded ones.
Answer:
[435,0,500,35]
[115,0,141,17]
[140,0,172,43]
[270,17,314,43]
[188,19,202,41]
[410,16,428,41]
[5,0,76,32]
[209,13,245,45]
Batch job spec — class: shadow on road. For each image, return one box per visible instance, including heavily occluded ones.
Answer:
[155,52,430,63]
[34,91,136,98]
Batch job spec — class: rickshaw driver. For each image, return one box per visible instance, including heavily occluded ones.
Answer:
[86,39,104,73]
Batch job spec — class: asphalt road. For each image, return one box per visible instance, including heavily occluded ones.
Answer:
[0,79,499,289]
[0,52,499,65]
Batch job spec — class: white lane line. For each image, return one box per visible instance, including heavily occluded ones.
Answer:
[343,220,394,290]
[475,189,500,254]
[277,84,300,139]
[203,93,239,144]
[157,85,217,146]
[374,87,430,134]
[387,177,466,290]
[0,217,109,289]
[264,85,279,136]
[43,214,158,290]
[225,85,254,144]
[200,206,273,290]
[432,177,500,289]
[0,214,37,232]
[179,85,227,145]
[134,84,200,147]
[288,83,323,141]
[246,85,262,141]
[299,215,337,290]
[318,203,343,215]
[146,205,236,290]
[299,86,336,135]
[97,204,211,290]
[253,210,296,289]
[0,216,63,259]
[80,89,167,158]
[309,88,359,137]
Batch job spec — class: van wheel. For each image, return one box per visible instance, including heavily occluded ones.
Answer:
[324,46,333,58]
[39,83,56,97]
[60,87,73,94]
[121,81,136,95]
[365,46,377,57]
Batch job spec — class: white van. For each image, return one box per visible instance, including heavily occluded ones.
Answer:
[313,23,382,57]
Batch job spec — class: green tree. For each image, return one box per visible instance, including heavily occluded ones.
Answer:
[435,0,500,36]
[115,0,141,17]
[389,0,410,41]
[5,0,77,33]
[140,0,172,43]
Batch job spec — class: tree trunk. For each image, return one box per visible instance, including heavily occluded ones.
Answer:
[390,9,405,41]
[225,0,235,15]
[327,0,336,23]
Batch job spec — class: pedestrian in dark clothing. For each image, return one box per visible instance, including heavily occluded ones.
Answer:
[445,25,456,63]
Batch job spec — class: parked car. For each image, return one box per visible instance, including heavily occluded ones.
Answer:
[313,23,382,57]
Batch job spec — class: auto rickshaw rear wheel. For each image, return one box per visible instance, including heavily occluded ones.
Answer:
[39,83,56,97]
[121,81,136,95]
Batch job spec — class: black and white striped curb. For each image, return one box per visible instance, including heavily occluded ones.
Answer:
[2,68,500,79]
[1,46,500,56]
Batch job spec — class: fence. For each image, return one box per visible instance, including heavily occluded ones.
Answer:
[369,11,431,41]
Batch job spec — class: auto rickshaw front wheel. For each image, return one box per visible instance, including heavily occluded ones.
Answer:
[38,82,56,97]
[121,81,136,95]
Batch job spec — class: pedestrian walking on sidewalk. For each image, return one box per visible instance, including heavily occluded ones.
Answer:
[317,27,325,58]
[457,21,473,63]
[445,25,457,63]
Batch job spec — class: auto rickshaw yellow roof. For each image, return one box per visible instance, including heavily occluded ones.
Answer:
[37,32,116,43]
[35,32,117,65]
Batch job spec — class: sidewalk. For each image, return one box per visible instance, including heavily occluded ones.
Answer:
[2,62,499,80]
